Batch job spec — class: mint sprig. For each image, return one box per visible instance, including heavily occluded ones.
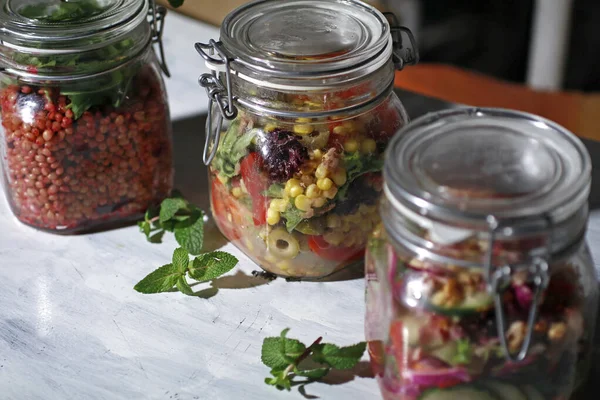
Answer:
[262,329,366,391]
[135,192,238,296]
[138,193,205,255]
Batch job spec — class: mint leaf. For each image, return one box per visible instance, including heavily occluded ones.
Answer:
[138,221,151,238]
[451,339,472,365]
[281,205,306,233]
[294,367,330,379]
[172,247,190,274]
[174,210,204,255]
[312,342,366,370]
[159,198,189,223]
[265,369,292,391]
[134,264,182,294]
[336,153,384,200]
[261,330,306,370]
[263,184,284,198]
[176,276,194,296]
[188,251,238,282]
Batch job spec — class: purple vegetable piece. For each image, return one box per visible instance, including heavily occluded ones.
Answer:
[514,283,534,310]
[257,128,308,182]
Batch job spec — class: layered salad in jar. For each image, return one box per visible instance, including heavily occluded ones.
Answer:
[209,90,406,278]
[0,1,173,232]
[365,225,596,400]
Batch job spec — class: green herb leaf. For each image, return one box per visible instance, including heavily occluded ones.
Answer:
[281,205,306,233]
[312,342,366,370]
[263,184,284,198]
[265,369,292,391]
[148,230,165,244]
[168,0,184,7]
[159,198,189,223]
[176,276,194,296]
[172,247,190,274]
[451,339,473,365]
[138,221,151,238]
[174,210,204,255]
[261,331,306,370]
[134,263,182,294]
[336,153,384,200]
[294,367,330,379]
[212,122,258,178]
[188,251,238,282]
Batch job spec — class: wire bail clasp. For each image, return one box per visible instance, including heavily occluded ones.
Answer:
[484,215,552,362]
[148,0,170,77]
[383,12,419,70]
[195,40,238,165]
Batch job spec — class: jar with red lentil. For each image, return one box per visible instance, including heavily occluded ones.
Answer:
[0,0,174,233]
[365,108,599,400]
[197,0,418,279]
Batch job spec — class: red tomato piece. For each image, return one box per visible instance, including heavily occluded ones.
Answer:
[239,152,269,226]
[307,235,365,262]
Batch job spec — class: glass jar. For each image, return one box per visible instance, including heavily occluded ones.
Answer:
[365,108,598,400]
[197,0,418,279]
[0,0,174,233]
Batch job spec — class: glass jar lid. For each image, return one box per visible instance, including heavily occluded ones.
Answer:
[384,108,591,237]
[0,0,146,49]
[220,0,391,77]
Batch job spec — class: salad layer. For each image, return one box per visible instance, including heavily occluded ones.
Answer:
[209,92,406,278]
[0,64,173,232]
[365,228,597,400]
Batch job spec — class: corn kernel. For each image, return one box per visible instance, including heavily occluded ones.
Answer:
[231,187,243,198]
[296,117,312,123]
[264,123,277,132]
[312,149,323,160]
[271,199,289,212]
[333,125,346,135]
[306,184,321,199]
[267,208,281,225]
[312,197,327,208]
[331,168,347,186]
[323,186,338,199]
[315,164,328,179]
[327,214,341,228]
[317,177,333,191]
[285,178,301,191]
[294,124,314,136]
[361,138,377,154]
[344,139,359,153]
[217,174,229,184]
[295,194,311,211]
[289,185,303,198]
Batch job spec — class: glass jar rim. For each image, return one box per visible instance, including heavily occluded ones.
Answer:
[0,0,147,51]
[219,0,391,81]
[384,107,591,235]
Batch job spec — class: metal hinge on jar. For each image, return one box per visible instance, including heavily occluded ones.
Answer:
[384,12,420,70]
[484,215,553,362]
[195,40,238,165]
[148,0,170,77]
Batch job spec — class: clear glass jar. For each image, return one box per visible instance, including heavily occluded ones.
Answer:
[197,0,418,279]
[0,0,173,233]
[365,108,599,400]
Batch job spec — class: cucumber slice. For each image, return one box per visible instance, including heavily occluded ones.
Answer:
[426,291,494,317]
[420,386,499,400]
[482,380,528,400]
[521,385,545,400]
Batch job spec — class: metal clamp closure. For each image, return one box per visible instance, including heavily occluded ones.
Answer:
[485,215,552,362]
[384,12,419,70]
[148,0,170,77]
[195,40,239,165]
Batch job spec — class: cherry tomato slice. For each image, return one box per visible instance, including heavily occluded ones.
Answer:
[239,152,269,226]
[307,235,365,262]
[210,179,243,241]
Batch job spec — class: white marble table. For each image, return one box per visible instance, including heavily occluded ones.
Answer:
[1,12,599,400]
